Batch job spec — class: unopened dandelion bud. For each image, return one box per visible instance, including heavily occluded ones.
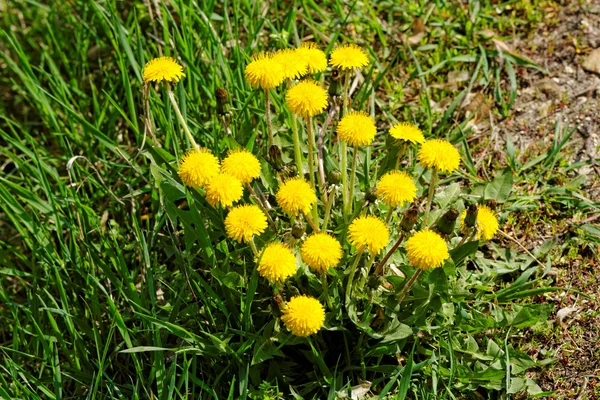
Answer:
[215,87,229,115]
[464,204,478,228]
[268,145,285,171]
[368,275,380,289]
[400,207,418,233]
[292,221,306,239]
[328,69,342,97]
[436,209,459,235]
[365,188,378,204]
[328,169,342,185]
[486,199,498,211]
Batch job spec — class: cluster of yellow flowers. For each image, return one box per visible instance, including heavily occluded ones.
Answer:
[142,43,501,339]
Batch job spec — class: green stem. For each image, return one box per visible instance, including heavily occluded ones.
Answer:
[322,186,335,231]
[345,249,364,305]
[346,145,358,216]
[249,238,259,256]
[340,70,351,218]
[166,85,198,150]
[306,118,319,223]
[397,268,422,304]
[264,88,274,147]
[423,168,438,227]
[385,207,394,224]
[292,114,303,177]
[246,183,276,230]
[302,211,320,233]
[395,142,407,170]
[321,272,333,310]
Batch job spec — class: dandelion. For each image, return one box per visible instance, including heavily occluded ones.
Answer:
[143,57,185,83]
[275,177,317,217]
[405,229,449,270]
[329,44,369,70]
[225,205,268,243]
[256,242,297,282]
[336,111,377,147]
[205,173,243,208]
[281,295,325,337]
[460,205,499,241]
[389,122,425,145]
[348,215,390,254]
[418,139,461,173]
[273,49,308,80]
[295,42,327,74]
[221,148,261,184]
[178,148,220,188]
[286,80,329,118]
[244,53,285,90]
[376,171,417,208]
[301,233,342,273]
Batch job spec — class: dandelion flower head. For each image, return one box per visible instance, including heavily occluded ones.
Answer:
[405,229,449,270]
[348,215,390,254]
[418,139,461,173]
[286,80,329,118]
[329,44,369,70]
[205,173,243,208]
[460,205,499,241]
[301,233,343,273]
[245,53,285,89]
[178,148,220,188]
[389,122,425,145]
[376,171,417,207]
[295,42,328,74]
[273,49,308,80]
[281,295,325,337]
[221,148,261,184]
[256,242,297,282]
[143,57,185,83]
[225,205,268,243]
[275,177,317,216]
[337,111,377,147]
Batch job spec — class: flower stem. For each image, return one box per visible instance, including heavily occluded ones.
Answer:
[423,168,438,227]
[249,238,259,256]
[302,211,320,233]
[321,272,333,310]
[292,114,303,177]
[346,145,359,216]
[395,142,407,170]
[385,208,394,224]
[166,84,198,150]
[246,182,276,230]
[264,88,274,147]
[397,268,422,304]
[345,249,364,305]
[374,233,406,275]
[306,117,319,223]
[340,70,351,218]
[322,186,335,231]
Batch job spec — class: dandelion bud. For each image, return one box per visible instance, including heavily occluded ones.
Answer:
[485,200,498,211]
[464,204,478,228]
[400,206,418,232]
[368,275,380,289]
[292,221,306,239]
[268,145,285,171]
[215,87,229,115]
[328,169,342,185]
[329,69,342,97]
[365,188,378,203]
[435,209,459,235]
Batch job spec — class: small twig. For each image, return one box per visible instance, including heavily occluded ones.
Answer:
[498,229,546,269]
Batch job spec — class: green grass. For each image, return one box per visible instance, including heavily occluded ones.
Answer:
[1,0,598,399]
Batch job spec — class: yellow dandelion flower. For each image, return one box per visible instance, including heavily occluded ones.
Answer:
[245,53,285,89]
[417,139,461,173]
[205,173,243,208]
[281,295,325,337]
[329,44,369,70]
[405,229,449,270]
[143,57,185,83]
[301,233,343,273]
[337,111,377,147]
[376,171,417,207]
[348,215,390,254]
[389,122,425,144]
[221,148,261,184]
[256,242,297,282]
[459,205,499,241]
[273,49,308,80]
[286,80,329,118]
[178,148,220,188]
[275,177,317,216]
[225,205,268,243]
[295,42,328,74]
